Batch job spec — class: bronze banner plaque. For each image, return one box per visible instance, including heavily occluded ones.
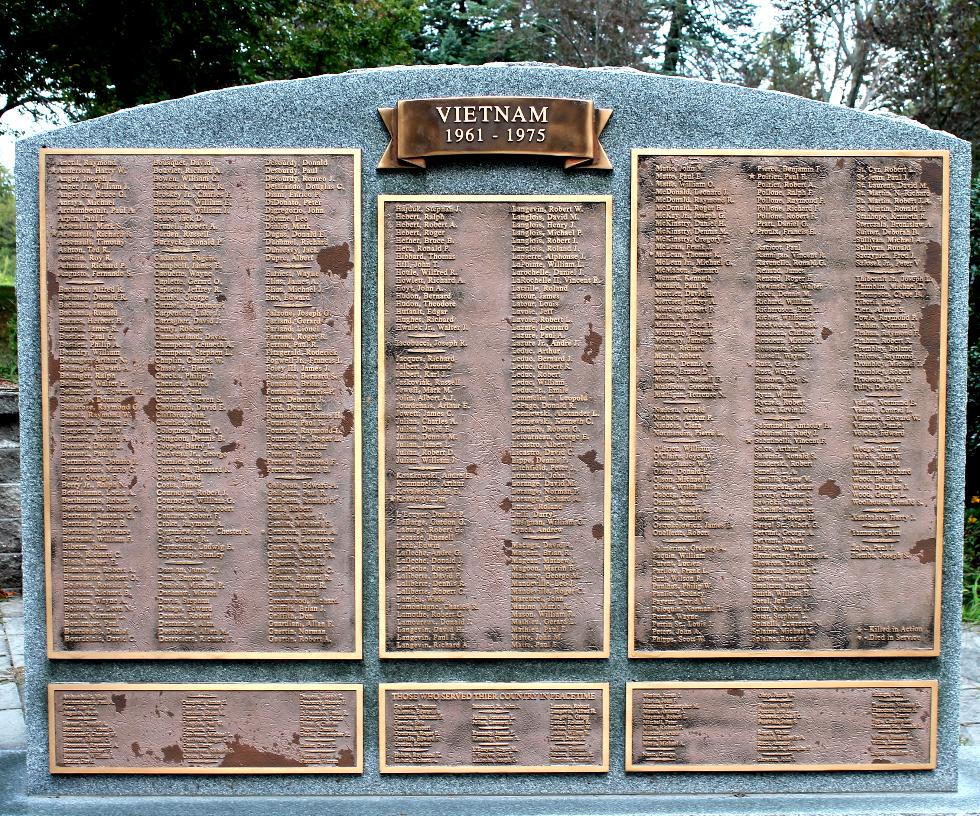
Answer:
[41,149,362,659]
[379,195,611,658]
[380,682,609,773]
[630,150,948,657]
[626,681,937,772]
[378,97,612,170]
[49,683,362,774]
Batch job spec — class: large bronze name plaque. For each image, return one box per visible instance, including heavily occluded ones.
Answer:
[630,150,948,657]
[379,195,612,658]
[380,683,609,773]
[627,681,937,772]
[42,149,361,658]
[49,683,362,773]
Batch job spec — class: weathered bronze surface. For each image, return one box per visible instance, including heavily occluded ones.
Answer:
[631,151,948,657]
[380,195,611,658]
[380,683,608,773]
[42,149,361,658]
[378,98,612,170]
[49,683,362,773]
[626,681,937,771]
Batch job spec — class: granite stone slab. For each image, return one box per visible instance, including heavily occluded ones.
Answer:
[14,63,972,806]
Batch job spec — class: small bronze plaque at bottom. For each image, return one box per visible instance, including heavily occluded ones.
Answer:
[626,681,937,772]
[380,683,609,773]
[49,683,362,774]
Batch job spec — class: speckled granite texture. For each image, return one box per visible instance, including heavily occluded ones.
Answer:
[13,64,971,806]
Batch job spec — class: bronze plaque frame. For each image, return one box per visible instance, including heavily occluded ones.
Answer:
[48,682,364,774]
[379,682,610,774]
[377,194,613,659]
[41,148,363,660]
[628,149,949,659]
[625,680,939,772]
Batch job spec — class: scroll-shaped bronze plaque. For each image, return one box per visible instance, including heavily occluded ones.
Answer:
[41,149,361,658]
[630,150,948,657]
[380,682,609,773]
[379,195,612,658]
[378,97,612,170]
[48,683,363,774]
[626,681,937,772]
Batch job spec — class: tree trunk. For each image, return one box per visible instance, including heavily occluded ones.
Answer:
[662,0,688,74]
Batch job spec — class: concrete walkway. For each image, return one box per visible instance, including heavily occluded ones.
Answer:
[0,592,24,749]
[962,623,980,746]
[0,596,978,750]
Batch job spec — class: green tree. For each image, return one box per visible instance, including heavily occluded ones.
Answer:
[738,0,883,107]
[414,0,533,65]
[867,0,980,165]
[658,0,756,79]
[0,167,15,382]
[968,178,980,496]
[0,0,421,129]
[0,167,13,266]
[413,0,754,74]
[261,0,420,77]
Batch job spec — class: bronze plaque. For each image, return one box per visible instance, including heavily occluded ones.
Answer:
[41,149,362,659]
[378,97,612,170]
[380,682,608,773]
[48,683,362,774]
[626,681,937,772]
[379,195,611,658]
[630,150,948,657]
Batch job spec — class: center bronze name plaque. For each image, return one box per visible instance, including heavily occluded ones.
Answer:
[379,195,612,658]
[41,149,362,659]
[379,683,609,773]
[49,683,362,774]
[626,681,937,772]
[630,150,948,658]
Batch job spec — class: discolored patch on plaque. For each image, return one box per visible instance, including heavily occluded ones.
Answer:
[379,195,611,658]
[626,681,937,772]
[380,683,608,773]
[630,151,948,657]
[48,683,362,774]
[41,149,362,658]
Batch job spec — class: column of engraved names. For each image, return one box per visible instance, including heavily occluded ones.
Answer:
[49,156,136,644]
[637,691,697,763]
[548,697,597,764]
[751,162,826,648]
[391,203,468,649]
[152,157,233,644]
[298,692,352,764]
[508,203,594,650]
[870,690,925,758]
[472,701,518,764]
[58,692,116,766]
[639,160,729,649]
[852,162,934,646]
[756,691,808,763]
[390,696,443,765]
[263,157,346,645]
[180,694,229,765]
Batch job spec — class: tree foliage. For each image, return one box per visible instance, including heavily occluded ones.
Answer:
[968,177,980,495]
[411,0,755,76]
[869,0,980,162]
[0,1,420,129]
[261,0,420,78]
[738,0,883,106]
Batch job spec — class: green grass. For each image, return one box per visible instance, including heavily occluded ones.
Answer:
[965,500,980,623]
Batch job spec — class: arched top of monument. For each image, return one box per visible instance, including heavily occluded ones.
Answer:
[17,62,967,159]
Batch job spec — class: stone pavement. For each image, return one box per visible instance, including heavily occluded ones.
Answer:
[0,599,977,752]
[961,623,980,746]
[0,592,24,749]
